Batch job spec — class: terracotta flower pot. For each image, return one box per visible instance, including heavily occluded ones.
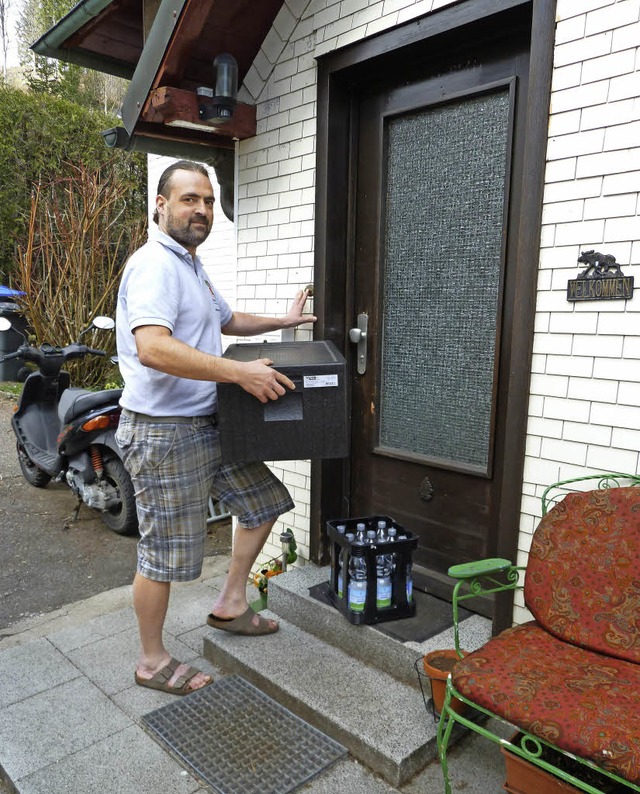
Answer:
[501,733,621,794]
[501,746,579,794]
[422,648,467,716]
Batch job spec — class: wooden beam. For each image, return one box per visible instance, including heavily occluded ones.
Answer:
[153,0,214,87]
[142,86,256,139]
[140,0,215,126]
[134,121,237,150]
[143,0,162,43]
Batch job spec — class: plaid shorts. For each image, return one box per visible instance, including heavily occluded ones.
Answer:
[115,411,294,582]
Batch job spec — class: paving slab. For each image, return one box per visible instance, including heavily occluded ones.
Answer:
[298,758,398,793]
[0,677,131,782]
[66,626,207,697]
[47,606,135,654]
[0,637,81,708]
[14,724,202,794]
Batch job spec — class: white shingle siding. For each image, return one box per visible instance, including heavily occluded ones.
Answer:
[231,0,640,586]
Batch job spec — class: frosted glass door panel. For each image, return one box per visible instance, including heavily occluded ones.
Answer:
[379,90,510,472]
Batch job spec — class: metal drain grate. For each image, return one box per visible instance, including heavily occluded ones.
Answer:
[141,674,347,794]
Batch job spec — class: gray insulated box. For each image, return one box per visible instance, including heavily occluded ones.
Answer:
[217,341,348,463]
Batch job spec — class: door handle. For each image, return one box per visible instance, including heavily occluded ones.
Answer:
[349,313,368,375]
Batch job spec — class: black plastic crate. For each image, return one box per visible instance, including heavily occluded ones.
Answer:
[326,516,418,625]
[217,341,348,463]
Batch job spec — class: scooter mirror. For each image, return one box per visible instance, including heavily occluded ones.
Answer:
[0,318,11,331]
[92,316,115,331]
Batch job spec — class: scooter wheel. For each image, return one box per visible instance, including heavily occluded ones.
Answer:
[17,444,52,488]
[101,457,138,535]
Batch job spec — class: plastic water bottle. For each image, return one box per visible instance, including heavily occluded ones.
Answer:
[355,522,367,543]
[348,541,367,613]
[335,524,346,598]
[396,528,413,603]
[376,520,393,578]
[405,559,413,603]
[339,531,356,599]
[387,526,398,571]
[373,523,392,608]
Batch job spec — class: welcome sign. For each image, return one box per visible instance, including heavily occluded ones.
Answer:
[567,250,634,303]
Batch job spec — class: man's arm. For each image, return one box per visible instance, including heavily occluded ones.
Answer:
[133,326,293,404]
[222,289,316,336]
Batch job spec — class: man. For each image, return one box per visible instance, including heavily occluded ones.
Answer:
[116,160,315,695]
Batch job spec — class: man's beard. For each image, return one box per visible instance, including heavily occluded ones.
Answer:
[163,208,211,248]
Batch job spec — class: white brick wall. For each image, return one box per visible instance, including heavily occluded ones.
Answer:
[514,0,640,625]
[235,0,640,597]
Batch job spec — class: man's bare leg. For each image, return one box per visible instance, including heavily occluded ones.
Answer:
[133,573,211,689]
[210,518,278,630]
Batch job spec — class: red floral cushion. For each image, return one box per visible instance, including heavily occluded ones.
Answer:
[524,487,640,664]
[452,621,640,783]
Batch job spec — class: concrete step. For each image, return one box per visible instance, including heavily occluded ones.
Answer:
[203,610,437,788]
[266,564,492,690]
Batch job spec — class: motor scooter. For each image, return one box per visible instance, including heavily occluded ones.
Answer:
[0,315,137,535]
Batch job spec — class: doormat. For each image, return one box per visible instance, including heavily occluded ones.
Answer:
[141,674,347,794]
[308,582,473,643]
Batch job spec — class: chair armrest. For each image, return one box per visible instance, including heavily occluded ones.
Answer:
[448,558,512,579]
[448,558,524,657]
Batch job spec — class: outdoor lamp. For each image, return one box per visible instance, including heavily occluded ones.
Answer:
[197,54,238,124]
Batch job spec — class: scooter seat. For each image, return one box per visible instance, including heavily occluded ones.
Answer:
[58,388,123,425]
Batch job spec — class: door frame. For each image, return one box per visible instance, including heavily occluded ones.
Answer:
[310,0,556,630]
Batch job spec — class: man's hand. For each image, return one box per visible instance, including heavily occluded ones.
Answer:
[222,288,317,337]
[282,289,317,328]
[237,358,295,403]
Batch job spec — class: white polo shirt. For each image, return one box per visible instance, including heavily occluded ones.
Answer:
[116,229,233,417]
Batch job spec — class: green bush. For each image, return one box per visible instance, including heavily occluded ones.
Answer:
[16,163,147,389]
[0,84,146,285]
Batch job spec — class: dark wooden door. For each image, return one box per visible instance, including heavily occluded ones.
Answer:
[349,37,530,607]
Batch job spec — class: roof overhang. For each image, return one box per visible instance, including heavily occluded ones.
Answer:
[32,0,285,219]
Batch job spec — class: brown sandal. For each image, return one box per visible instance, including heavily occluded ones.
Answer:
[134,657,212,695]
[206,607,278,636]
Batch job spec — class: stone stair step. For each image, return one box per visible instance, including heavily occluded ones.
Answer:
[266,565,492,689]
[203,610,436,788]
